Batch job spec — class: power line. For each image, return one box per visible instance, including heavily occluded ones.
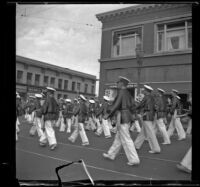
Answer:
[16,5,57,18]
[17,15,102,30]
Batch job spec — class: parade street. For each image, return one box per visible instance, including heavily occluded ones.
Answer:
[16,116,191,182]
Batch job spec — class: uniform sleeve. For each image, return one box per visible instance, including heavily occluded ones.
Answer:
[73,105,80,116]
[136,96,146,110]
[96,105,104,117]
[108,90,123,118]
[41,99,48,114]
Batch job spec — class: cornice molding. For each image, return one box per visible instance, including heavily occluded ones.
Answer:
[96,4,191,23]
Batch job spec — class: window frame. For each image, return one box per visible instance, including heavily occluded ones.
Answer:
[50,77,55,87]
[27,72,33,85]
[58,79,63,90]
[43,75,49,87]
[64,80,68,90]
[155,18,192,53]
[35,74,40,86]
[111,26,143,58]
[17,70,23,83]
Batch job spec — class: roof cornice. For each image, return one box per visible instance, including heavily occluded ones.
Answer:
[96,4,191,22]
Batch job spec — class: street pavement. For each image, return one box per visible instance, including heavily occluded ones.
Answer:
[16,117,191,182]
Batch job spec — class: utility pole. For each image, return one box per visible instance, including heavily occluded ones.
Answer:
[135,43,144,96]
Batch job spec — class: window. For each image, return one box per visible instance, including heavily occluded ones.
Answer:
[156,19,192,52]
[43,76,49,87]
[77,82,81,91]
[35,74,40,86]
[64,94,68,99]
[91,85,95,94]
[72,82,76,91]
[84,84,88,93]
[17,70,23,83]
[112,27,142,57]
[27,72,32,85]
[64,80,68,90]
[58,79,63,89]
[50,77,55,87]
[57,94,61,100]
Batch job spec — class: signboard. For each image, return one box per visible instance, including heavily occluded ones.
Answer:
[28,86,42,93]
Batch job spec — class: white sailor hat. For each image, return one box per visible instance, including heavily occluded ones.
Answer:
[117,76,130,84]
[16,94,20,98]
[16,91,19,95]
[80,94,87,101]
[46,87,56,92]
[144,85,153,91]
[29,95,36,99]
[103,95,110,101]
[172,89,179,94]
[35,93,43,98]
[89,99,95,104]
[65,99,71,102]
[157,88,165,93]
[176,95,181,100]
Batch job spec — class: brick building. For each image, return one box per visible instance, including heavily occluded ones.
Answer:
[16,55,96,100]
[96,4,192,105]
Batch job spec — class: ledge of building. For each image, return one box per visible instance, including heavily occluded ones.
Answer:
[98,50,192,63]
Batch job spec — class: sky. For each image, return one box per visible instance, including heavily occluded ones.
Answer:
[16,4,138,95]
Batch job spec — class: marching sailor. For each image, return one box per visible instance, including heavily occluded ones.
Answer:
[134,85,161,154]
[32,93,44,138]
[85,99,96,131]
[95,96,112,138]
[154,88,171,145]
[39,87,58,150]
[62,99,73,133]
[103,76,140,166]
[68,95,90,146]
[167,89,186,141]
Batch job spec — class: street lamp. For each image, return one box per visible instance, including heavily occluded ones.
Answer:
[135,43,144,96]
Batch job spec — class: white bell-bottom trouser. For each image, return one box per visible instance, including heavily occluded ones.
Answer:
[130,120,141,132]
[69,123,89,144]
[181,147,192,171]
[134,121,161,152]
[167,117,186,139]
[55,111,63,128]
[186,119,192,134]
[154,118,171,144]
[107,123,140,163]
[40,120,57,146]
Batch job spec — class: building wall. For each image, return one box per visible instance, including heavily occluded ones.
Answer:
[16,60,96,100]
[98,4,192,99]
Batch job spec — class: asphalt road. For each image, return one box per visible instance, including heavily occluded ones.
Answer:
[16,117,191,182]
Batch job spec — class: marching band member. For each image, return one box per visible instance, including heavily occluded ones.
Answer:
[68,95,90,146]
[134,85,161,154]
[154,88,171,145]
[56,98,64,128]
[103,76,140,166]
[85,99,96,131]
[16,92,21,141]
[62,99,73,133]
[95,96,112,138]
[32,93,44,138]
[186,96,192,135]
[167,89,186,141]
[29,96,38,136]
[39,87,59,150]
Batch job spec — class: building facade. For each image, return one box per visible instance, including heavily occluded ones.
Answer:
[16,55,96,100]
[96,4,192,105]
